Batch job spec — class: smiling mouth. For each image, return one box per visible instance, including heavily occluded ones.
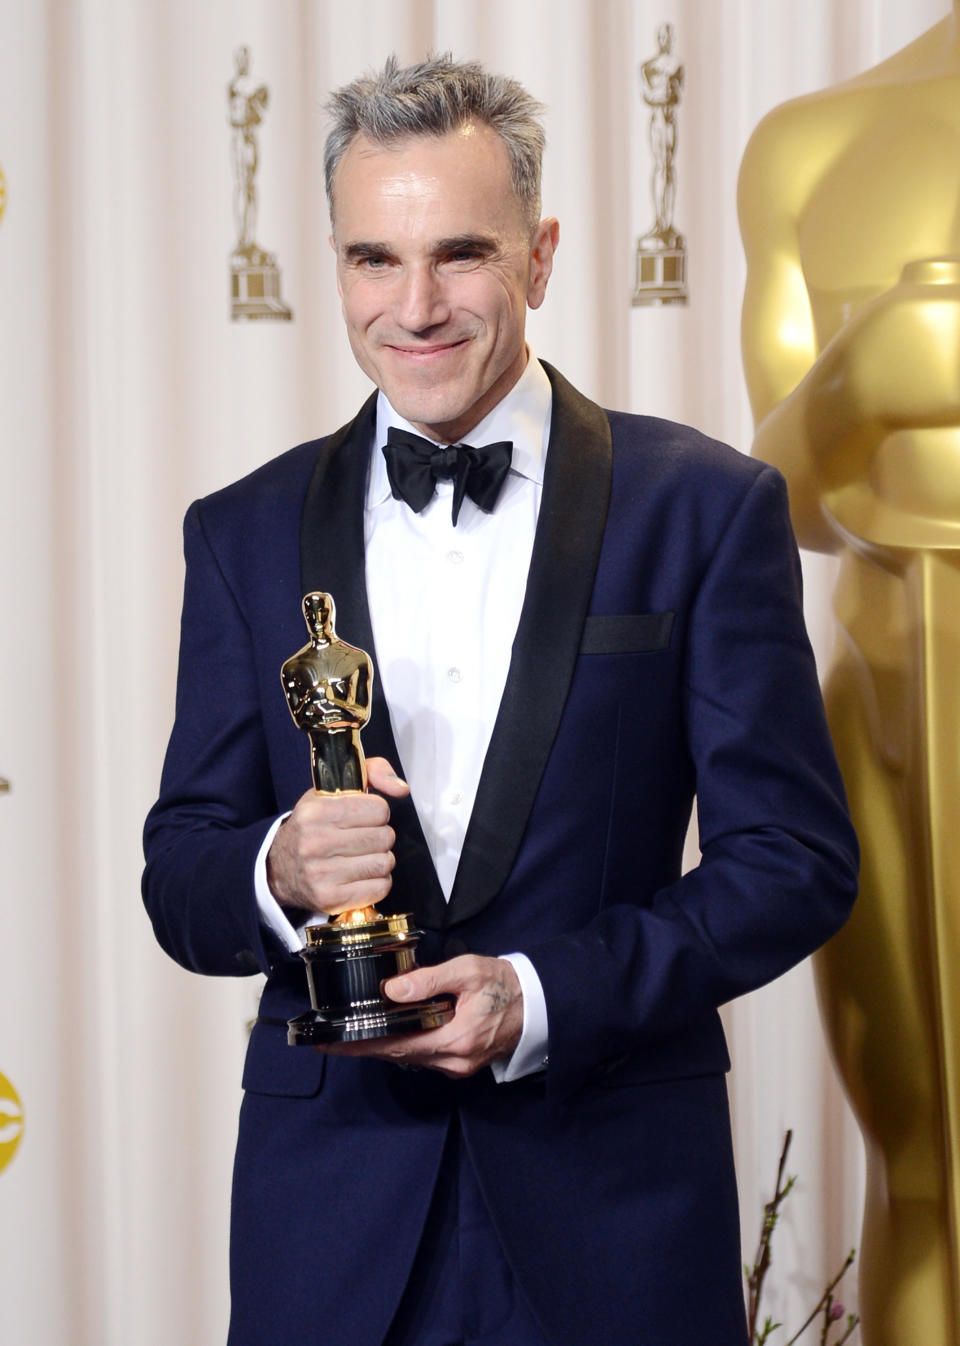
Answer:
[386,340,468,359]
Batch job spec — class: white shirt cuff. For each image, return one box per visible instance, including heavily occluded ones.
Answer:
[254,813,329,953]
[490,952,549,1083]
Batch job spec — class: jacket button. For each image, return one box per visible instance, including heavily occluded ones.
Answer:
[443,937,468,959]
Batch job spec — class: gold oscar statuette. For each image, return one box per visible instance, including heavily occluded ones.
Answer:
[740,12,960,1339]
[282,592,454,1045]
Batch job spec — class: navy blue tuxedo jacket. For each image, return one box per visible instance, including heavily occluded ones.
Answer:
[143,365,857,1346]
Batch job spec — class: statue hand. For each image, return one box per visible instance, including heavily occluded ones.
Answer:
[809,271,960,465]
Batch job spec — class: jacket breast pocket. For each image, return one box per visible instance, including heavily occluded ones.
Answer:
[579,612,674,655]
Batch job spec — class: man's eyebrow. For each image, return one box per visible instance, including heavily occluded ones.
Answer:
[340,234,499,264]
[434,234,498,256]
[341,241,396,262]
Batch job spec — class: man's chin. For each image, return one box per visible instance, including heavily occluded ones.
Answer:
[383,386,481,441]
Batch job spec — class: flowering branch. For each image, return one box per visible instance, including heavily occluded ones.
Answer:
[784,1248,857,1345]
[746,1129,796,1343]
[747,1131,861,1345]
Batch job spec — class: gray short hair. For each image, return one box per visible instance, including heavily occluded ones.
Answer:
[324,54,546,230]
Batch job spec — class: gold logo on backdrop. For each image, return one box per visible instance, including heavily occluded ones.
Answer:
[0,1072,24,1174]
[0,163,7,226]
[632,23,688,306]
[228,46,293,321]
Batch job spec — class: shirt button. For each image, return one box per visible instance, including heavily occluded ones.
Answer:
[450,790,464,806]
[447,667,463,684]
[446,549,464,564]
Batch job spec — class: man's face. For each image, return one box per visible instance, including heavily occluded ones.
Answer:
[331,123,558,444]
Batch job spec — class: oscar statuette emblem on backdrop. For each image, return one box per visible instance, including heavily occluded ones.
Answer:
[282,592,455,1045]
[632,23,688,306]
[227,46,293,321]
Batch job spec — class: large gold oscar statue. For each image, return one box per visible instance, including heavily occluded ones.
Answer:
[739,8,960,1342]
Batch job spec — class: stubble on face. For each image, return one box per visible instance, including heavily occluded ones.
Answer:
[330,123,557,443]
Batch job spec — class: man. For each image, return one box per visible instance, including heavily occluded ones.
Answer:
[144,54,858,1346]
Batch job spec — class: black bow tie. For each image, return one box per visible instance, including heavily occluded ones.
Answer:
[382,427,513,526]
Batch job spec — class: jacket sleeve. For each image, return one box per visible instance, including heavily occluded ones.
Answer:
[524,466,859,1100]
[142,501,288,977]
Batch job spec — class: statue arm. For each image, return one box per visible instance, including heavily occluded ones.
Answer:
[355,665,371,718]
[739,114,841,551]
[319,662,371,724]
[741,103,960,552]
[639,59,661,100]
[747,256,960,551]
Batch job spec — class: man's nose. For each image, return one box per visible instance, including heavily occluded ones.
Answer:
[394,265,449,332]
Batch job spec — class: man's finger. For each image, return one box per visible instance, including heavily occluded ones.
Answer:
[366,757,410,798]
[382,962,457,1004]
[300,824,396,859]
[295,790,391,827]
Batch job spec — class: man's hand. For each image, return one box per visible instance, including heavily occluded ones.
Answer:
[266,757,409,915]
[320,955,524,1078]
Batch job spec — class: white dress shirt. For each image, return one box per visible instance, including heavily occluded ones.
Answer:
[256,352,552,1080]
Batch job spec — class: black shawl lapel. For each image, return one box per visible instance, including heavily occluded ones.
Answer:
[446,363,613,925]
[299,393,448,928]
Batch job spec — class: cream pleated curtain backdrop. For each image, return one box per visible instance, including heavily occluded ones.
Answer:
[0,1,948,1341]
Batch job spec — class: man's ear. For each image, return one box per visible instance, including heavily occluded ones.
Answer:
[527,218,560,310]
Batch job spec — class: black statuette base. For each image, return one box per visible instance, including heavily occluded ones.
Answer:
[287,999,455,1045]
[287,913,456,1045]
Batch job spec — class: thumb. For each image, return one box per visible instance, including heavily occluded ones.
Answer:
[383,963,448,1003]
[366,756,410,798]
